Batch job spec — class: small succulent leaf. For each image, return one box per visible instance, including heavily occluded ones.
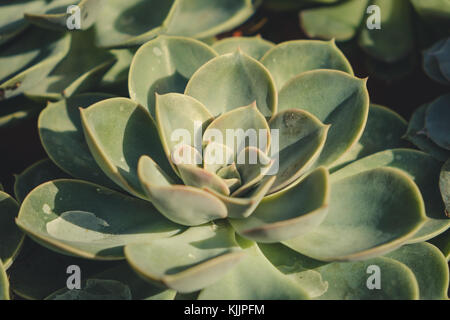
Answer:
[14,159,69,204]
[8,241,114,300]
[80,98,172,198]
[155,93,213,171]
[39,94,117,189]
[203,142,235,174]
[25,0,104,31]
[46,263,175,300]
[163,0,257,39]
[16,179,182,260]
[423,38,450,85]
[425,94,450,151]
[212,36,275,60]
[0,31,70,100]
[358,0,414,63]
[24,30,116,100]
[0,261,9,300]
[284,167,427,261]
[125,223,245,293]
[185,51,277,117]
[204,176,276,219]
[331,104,409,172]
[129,36,217,118]
[198,244,310,300]
[405,104,450,161]
[260,40,353,91]
[300,0,369,41]
[0,191,24,269]
[268,109,329,194]
[138,156,227,226]
[177,164,230,196]
[100,48,136,92]
[385,243,449,300]
[278,70,369,167]
[259,243,420,300]
[93,0,174,48]
[441,159,450,215]
[332,149,450,243]
[203,103,271,159]
[230,167,329,243]
[232,147,273,197]
[430,230,450,261]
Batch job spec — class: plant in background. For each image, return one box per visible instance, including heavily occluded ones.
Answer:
[405,36,450,259]
[264,0,450,79]
[0,0,259,127]
[1,35,448,300]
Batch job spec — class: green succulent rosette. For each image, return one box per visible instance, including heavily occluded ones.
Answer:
[6,36,450,300]
[266,0,450,67]
[0,0,259,127]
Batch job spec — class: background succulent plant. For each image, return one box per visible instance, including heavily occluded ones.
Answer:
[0,0,259,127]
[1,36,448,300]
[263,0,450,77]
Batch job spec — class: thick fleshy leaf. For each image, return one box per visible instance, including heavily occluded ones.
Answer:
[155,93,212,169]
[332,149,450,242]
[385,243,449,300]
[129,36,217,118]
[423,38,450,85]
[0,191,24,269]
[94,0,256,48]
[425,94,450,151]
[80,98,171,198]
[268,109,329,193]
[205,176,276,219]
[331,104,409,171]
[260,243,420,300]
[430,230,450,261]
[405,104,450,161]
[441,159,450,215]
[163,0,257,39]
[278,70,369,167]
[358,0,414,63]
[25,30,116,100]
[0,261,9,300]
[0,94,43,128]
[25,0,104,31]
[231,167,329,243]
[284,167,427,261]
[125,224,245,293]
[46,263,175,300]
[8,240,113,300]
[185,51,277,117]
[260,40,353,91]
[300,0,369,41]
[203,103,271,158]
[38,94,116,189]
[0,30,70,100]
[138,156,227,226]
[16,179,182,260]
[203,142,235,174]
[14,159,69,204]
[212,36,275,60]
[177,164,230,195]
[232,147,273,197]
[198,244,310,300]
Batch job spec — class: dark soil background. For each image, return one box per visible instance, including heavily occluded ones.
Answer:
[1,7,448,195]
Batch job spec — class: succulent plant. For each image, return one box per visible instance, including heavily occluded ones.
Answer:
[0,0,259,127]
[2,36,449,300]
[265,0,450,65]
